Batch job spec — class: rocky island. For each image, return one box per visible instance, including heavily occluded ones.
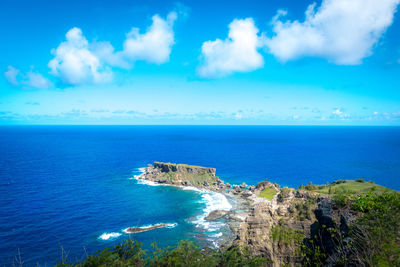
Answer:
[124,224,170,234]
[135,162,400,266]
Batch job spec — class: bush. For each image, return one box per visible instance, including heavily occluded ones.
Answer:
[304,182,317,191]
[57,239,268,267]
[278,188,291,202]
[355,178,365,183]
[350,192,400,266]
[332,188,357,208]
[332,180,346,185]
[270,223,304,246]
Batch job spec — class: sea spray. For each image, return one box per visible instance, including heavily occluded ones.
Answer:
[98,232,122,241]
[132,167,234,248]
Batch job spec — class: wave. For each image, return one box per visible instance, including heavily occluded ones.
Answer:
[98,232,122,240]
[130,167,233,247]
[192,191,232,232]
[131,168,169,187]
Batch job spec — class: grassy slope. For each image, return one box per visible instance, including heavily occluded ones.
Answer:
[160,169,217,184]
[307,180,396,195]
[154,162,213,169]
[258,187,278,201]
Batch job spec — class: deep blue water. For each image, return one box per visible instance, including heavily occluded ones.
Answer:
[0,126,399,266]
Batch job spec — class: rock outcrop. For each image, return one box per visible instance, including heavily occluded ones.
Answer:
[136,162,360,267]
[230,187,318,266]
[154,162,216,176]
[138,162,224,189]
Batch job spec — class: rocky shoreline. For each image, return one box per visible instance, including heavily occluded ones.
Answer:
[136,162,358,266]
[135,162,253,245]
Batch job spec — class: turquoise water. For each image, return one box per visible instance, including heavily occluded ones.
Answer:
[0,126,399,266]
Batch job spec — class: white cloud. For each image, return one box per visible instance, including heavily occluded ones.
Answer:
[48,27,113,85]
[47,12,177,85]
[332,108,343,116]
[5,66,20,86]
[4,66,52,89]
[264,0,400,64]
[331,108,350,119]
[121,12,177,65]
[197,18,264,78]
[24,71,52,89]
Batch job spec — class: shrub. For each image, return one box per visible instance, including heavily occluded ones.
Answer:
[355,178,365,183]
[350,192,400,266]
[270,223,304,246]
[278,188,291,202]
[332,180,346,185]
[57,239,268,267]
[304,182,317,191]
[333,189,355,208]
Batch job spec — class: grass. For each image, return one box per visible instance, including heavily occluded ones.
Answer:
[161,169,217,185]
[258,187,278,201]
[270,223,305,246]
[305,180,395,195]
[154,161,213,169]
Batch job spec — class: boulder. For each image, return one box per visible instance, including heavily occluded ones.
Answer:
[242,191,253,197]
[204,210,229,221]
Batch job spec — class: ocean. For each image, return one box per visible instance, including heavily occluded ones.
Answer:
[0,125,399,266]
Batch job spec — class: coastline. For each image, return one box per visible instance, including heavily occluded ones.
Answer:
[133,164,254,249]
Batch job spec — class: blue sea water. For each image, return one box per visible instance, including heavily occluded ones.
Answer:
[0,125,399,266]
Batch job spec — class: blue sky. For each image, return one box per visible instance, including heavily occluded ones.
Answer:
[1,0,400,125]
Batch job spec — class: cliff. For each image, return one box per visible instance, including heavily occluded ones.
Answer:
[137,162,400,266]
[137,163,319,266]
[138,162,227,189]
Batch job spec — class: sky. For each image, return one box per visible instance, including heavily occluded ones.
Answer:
[1,0,400,125]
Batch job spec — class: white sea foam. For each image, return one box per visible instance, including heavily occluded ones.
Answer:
[192,191,232,232]
[130,166,233,247]
[131,167,169,187]
[212,232,223,238]
[98,232,122,240]
[135,179,165,186]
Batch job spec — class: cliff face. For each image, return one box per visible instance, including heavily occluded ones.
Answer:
[139,162,225,188]
[231,183,318,266]
[137,162,362,266]
[154,162,216,176]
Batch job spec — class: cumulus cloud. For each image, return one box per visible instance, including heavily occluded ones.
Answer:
[197,18,264,78]
[24,71,52,89]
[121,12,177,65]
[47,12,177,85]
[4,66,52,89]
[331,108,350,119]
[5,66,20,86]
[264,0,400,64]
[48,27,113,85]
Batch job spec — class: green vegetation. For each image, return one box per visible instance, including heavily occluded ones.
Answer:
[277,187,291,202]
[270,223,304,246]
[303,179,393,195]
[55,179,399,267]
[295,198,316,221]
[57,239,268,267]
[302,191,400,266]
[258,187,277,201]
[161,171,217,185]
[154,162,213,170]
[351,192,400,265]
